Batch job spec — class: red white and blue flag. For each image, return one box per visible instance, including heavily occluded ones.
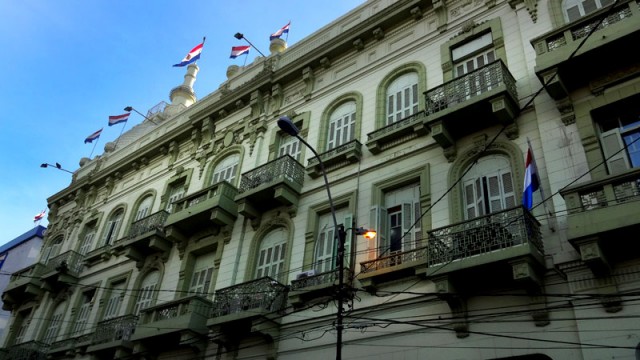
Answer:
[173,42,204,67]
[522,144,541,209]
[33,209,46,223]
[84,128,103,144]
[270,21,290,41]
[230,46,250,59]
[108,113,130,126]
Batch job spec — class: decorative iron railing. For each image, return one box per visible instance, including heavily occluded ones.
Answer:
[367,112,426,142]
[360,247,428,274]
[125,210,169,239]
[562,167,640,213]
[533,0,636,54]
[92,315,138,345]
[7,263,44,284]
[172,181,238,213]
[138,296,212,325]
[307,140,362,166]
[5,341,49,360]
[424,60,517,116]
[49,334,92,353]
[290,268,353,290]
[425,206,542,267]
[238,155,304,193]
[211,277,288,318]
[44,250,84,275]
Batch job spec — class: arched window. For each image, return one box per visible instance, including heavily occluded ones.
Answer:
[41,236,63,263]
[461,155,515,219]
[562,0,613,22]
[42,301,66,344]
[314,209,353,272]
[255,228,287,281]
[134,195,153,221]
[102,209,124,245]
[133,270,159,315]
[211,153,240,185]
[327,101,356,150]
[386,72,419,125]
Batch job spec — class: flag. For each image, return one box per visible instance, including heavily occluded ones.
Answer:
[0,253,6,270]
[33,209,46,223]
[84,128,103,144]
[173,42,204,67]
[108,113,130,126]
[230,46,250,59]
[522,145,541,210]
[270,21,290,41]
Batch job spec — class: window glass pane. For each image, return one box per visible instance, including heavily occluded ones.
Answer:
[623,131,640,167]
[582,0,597,14]
[566,5,582,21]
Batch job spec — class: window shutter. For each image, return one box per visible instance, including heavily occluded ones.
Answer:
[501,171,516,208]
[463,179,479,219]
[487,174,503,213]
[78,232,95,256]
[601,128,630,175]
[342,214,353,268]
[104,282,124,320]
[402,203,413,251]
[414,201,422,247]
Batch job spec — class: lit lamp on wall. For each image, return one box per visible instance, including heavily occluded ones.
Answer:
[278,115,373,360]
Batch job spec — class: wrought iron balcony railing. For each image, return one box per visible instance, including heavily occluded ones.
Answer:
[425,60,517,116]
[125,210,169,239]
[5,341,49,360]
[211,277,288,318]
[290,268,353,291]
[43,250,84,275]
[367,111,426,142]
[562,167,640,213]
[307,140,362,166]
[360,247,428,274]
[425,206,542,267]
[238,155,304,194]
[138,295,212,326]
[49,334,92,354]
[92,315,138,345]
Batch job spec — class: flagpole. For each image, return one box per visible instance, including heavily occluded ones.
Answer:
[243,53,248,67]
[89,137,100,159]
[113,121,128,150]
[286,21,290,42]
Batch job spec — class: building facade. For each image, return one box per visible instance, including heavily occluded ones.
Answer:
[2,0,640,359]
[0,226,46,341]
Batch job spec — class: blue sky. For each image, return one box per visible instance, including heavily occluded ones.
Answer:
[0,1,365,244]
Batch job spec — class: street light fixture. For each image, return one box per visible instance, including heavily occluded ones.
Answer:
[233,32,267,58]
[40,162,73,174]
[278,115,373,360]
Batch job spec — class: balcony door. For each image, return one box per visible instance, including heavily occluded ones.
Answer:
[462,155,515,220]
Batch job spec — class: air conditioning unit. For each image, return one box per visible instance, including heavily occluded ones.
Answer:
[295,269,317,280]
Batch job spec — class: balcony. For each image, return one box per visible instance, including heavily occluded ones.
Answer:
[86,315,137,359]
[164,181,238,242]
[5,341,49,360]
[48,334,92,358]
[131,296,212,352]
[235,155,305,219]
[359,247,428,290]
[424,60,519,152]
[83,245,112,267]
[113,210,171,263]
[41,250,84,291]
[366,111,428,154]
[289,268,352,307]
[208,277,288,339]
[307,140,362,178]
[531,0,640,100]
[1,263,45,310]
[560,167,640,273]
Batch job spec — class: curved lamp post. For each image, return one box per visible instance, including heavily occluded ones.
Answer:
[278,116,375,360]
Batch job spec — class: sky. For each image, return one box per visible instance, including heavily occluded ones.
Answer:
[0,0,366,245]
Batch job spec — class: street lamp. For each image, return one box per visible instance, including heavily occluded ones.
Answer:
[233,32,266,58]
[40,162,73,174]
[278,116,374,360]
[124,106,157,125]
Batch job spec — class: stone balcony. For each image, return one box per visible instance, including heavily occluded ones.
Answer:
[113,210,171,263]
[424,60,519,159]
[86,314,138,359]
[1,263,45,310]
[47,334,92,358]
[531,0,640,100]
[560,167,640,274]
[235,155,305,220]
[366,111,428,155]
[306,140,363,178]
[4,341,49,360]
[41,250,84,291]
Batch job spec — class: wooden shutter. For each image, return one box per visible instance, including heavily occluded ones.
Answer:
[342,214,353,268]
[601,128,630,174]
[104,281,124,320]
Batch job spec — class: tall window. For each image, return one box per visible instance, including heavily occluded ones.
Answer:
[42,301,66,344]
[41,236,63,264]
[12,309,32,345]
[133,270,159,315]
[71,290,95,335]
[595,95,640,174]
[255,228,287,281]
[78,224,96,256]
[314,209,352,272]
[103,280,125,320]
[371,184,422,256]
[189,252,215,297]
[134,195,153,221]
[462,155,515,219]
[327,102,356,150]
[563,0,614,22]
[165,181,185,213]
[452,32,496,101]
[102,209,124,246]
[386,73,419,125]
[278,135,301,161]
[211,154,240,185]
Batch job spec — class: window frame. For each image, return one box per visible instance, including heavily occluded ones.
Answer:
[246,218,293,284]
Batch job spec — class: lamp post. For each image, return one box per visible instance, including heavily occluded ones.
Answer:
[124,106,157,125]
[40,162,73,174]
[234,32,267,58]
[278,116,375,360]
